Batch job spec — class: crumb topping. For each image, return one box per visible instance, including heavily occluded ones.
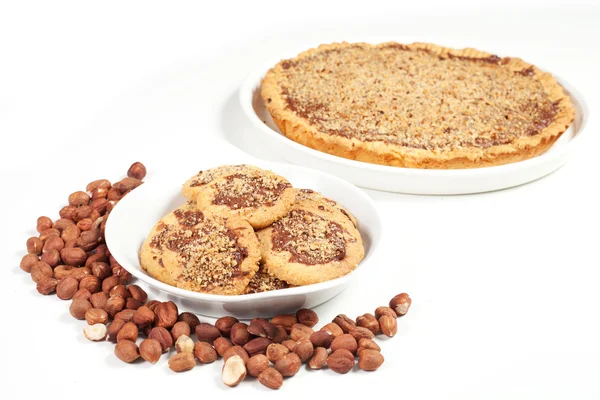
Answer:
[173,209,205,227]
[189,165,253,188]
[245,267,290,294]
[212,173,291,209]
[271,209,347,265]
[277,43,558,150]
[162,217,248,290]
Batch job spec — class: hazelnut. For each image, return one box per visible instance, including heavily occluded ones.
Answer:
[330,334,358,354]
[77,229,99,250]
[350,326,375,342]
[327,349,355,374]
[77,218,93,231]
[375,306,397,320]
[86,179,111,193]
[243,337,272,357]
[139,338,162,363]
[133,306,155,328]
[56,276,79,300]
[85,308,109,325]
[309,330,333,348]
[230,322,250,346]
[90,198,109,214]
[60,248,87,266]
[177,312,200,331]
[20,254,39,272]
[60,224,80,243]
[53,265,73,280]
[148,327,173,352]
[90,262,111,280]
[248,318,277,339]
[127,285,147,302]
[389,293,412,316]
[170,321,190,341]
[30,261,53,283]
[357,313,381,334]
[39,228,60,242]
[296,308,318,328]
[114,309,136,322]
[53,218,75,231]
[194,341,217,363]
[169,352,196,372]
[175,334,195,354]
[195,323,222,344]
[155,301,178,329]
[145,300,160,312]
[114,177,143,192]
[125,298,142,310]
[68,191,90,206]
[112,265,132,284]
[114,340,139,363]
[116,322,138,342]
[59,206,76,220]
[270,314,297,333]
[358,338,381,352]
[40,249,61,268]
[223,346,249,364]
[70,266,92,281]
[258,367,283,390]
[26,237,43,255]
[36,216,53,233]
[107,319,127,342]
[358,349,384,371]
[72,206,93,223]
[290,323,314,341]
[79,275,101,294]
[222,355,246,387]
[213,337,233,357]
[101,276,120,293]
[83,323,107,341]
[215,316,239,337]
[127,162,147,180]
[91,186,109,200]
[281,340,297,352]
[69,298,92,320]
[86,252,108,268]
[43,236,65,253]
[247,354,269,377]
[36,277,58,295]
[333,314,356,333]
[379,315,398,337]
[266,343,289,363]
[271,325,287,344]
[294,339,314,363]
[72,288,92,301]
[107,188,123,201]
[105,295,125,317]
[308,347,328,369]
[89,292,109,309]
[274,353,301,377]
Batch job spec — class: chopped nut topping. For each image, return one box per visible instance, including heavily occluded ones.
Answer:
[189,165,255,188]
[245,267,290,294]
[212,173,290,210]
[277,43,558,150]
[272,210,347,265]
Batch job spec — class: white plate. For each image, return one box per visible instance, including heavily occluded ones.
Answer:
[239,54,588,195]
[105,161,382,319]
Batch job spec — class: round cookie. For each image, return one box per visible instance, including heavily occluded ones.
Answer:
[257,200,364,286]
[182,164,262,200]
[194,167,295,229]
[293,189,358,228]
[244,264,291,294]
[140,202,260,295]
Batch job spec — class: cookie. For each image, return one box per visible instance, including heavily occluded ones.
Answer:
[244,264,291,294]
[194,167,296,229]
[294,189,358,228]
[182,164,261,200]
[140,202,260,295]
[257,198,364,286]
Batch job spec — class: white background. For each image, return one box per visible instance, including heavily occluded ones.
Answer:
[1,1,599,399]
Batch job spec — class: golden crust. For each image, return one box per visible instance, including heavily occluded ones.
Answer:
[261,42,576,169]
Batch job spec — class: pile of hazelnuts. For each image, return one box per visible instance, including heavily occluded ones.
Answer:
[18,161,412,390]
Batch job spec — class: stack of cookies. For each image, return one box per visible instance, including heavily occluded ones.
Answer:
[140,165,364,295]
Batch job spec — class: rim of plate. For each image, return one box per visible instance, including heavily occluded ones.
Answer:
[239,56,588,177]
[105,161,382,303]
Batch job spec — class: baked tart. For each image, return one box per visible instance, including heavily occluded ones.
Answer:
[261,42,575,169]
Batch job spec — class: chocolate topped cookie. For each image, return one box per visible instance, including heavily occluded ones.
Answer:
[192,166,296,229]
[140,202,260,295]
[257,192,363,286]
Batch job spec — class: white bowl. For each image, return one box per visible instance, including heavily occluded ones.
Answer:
[105,161,382,318]
[239,50,588,195]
